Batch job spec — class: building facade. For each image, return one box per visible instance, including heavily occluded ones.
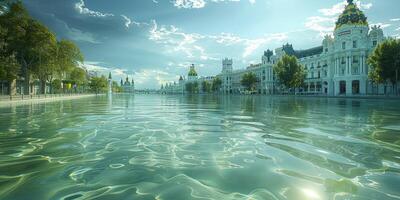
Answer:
[220,0,390,96]
[162,0,394,96]
[121,77,135,93]
[161,64,217,94]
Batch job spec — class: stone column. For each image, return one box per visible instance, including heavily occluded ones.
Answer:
[328,80,334,96]
[334,80,339,96]
[346,80,352,96]
[314,82,317,92]
[359,78,366,95]
[360,55,363,74]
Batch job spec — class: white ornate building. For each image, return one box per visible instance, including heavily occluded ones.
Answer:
[161,64,216,94]
[120,76,135,93]
[220,0,389,96]
[163,0,394,96]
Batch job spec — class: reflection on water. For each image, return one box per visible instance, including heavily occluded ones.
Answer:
[0,94,400,200]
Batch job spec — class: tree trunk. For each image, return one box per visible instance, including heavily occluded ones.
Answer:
[9,79,16,96]
[40,79,46,95]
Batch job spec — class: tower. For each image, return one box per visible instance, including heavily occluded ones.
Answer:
[188,64,198,81]
[131,77,135,93]
[108,72,112,94]
[222,58,233,73]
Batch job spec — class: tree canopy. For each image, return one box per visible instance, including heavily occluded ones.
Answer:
[368,38,400,85]
[211,77,222,92]
[185,82,199,94]
[241,72,258,91]
[274,54,306,90]
[89,76,108,94]
[0,25,19,82]
[0,1,88,94]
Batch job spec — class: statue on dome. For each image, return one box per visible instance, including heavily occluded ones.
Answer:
[347,0,353,4]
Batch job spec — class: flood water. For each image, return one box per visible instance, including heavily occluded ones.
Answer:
[0,94,400,200]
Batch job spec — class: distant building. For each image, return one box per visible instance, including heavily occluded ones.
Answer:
[161,64,217,94]
[121,77,135,93]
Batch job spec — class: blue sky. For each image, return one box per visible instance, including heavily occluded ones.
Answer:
[22,0,400,89]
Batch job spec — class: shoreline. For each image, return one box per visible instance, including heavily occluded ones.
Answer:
[0,94,102,107]
[156,93,400,100]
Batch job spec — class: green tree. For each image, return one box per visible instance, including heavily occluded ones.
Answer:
[56,40,84,74]
[185,82,199,94]
[28,20,58,94]
[211,77,222,92]
[112,81,122,93]
[241,72,258,92]
[0,2,37,94]
[368,38,400,95]
[89,76,108,94]
[51,79,62,93]
[0,26,20,94]
[70,67,87,85]
[201,81,211,93]
[0,2,85,95]
[274,54,306,94]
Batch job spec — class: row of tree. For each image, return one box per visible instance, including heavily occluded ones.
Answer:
[185,77,222,94]
[0,1,88,95]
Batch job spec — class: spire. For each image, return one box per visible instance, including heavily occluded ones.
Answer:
[120,78,123,86]
[347,0,353,4]
[108,72,112,80]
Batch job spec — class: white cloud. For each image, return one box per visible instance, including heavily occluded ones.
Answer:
[318,0,372,16]
[172,0,252,9]
[134,69,179,89]
[307,0,373,37]
[149,20,210,59]
[305,16,336,35]
[390,18,400,22]
[68,27,100,44]
[120,15,141,29]
[174,0,206,9]
[121,15,132,28]
[75,0,114,17]
[211,32,287,58]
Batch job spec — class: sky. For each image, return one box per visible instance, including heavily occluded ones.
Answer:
[21,0,400,89]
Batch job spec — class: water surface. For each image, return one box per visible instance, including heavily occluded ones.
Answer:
[0,95,400,200]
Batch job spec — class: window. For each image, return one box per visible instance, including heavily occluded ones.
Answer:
[373,41,377,46]
[353,41,357,48]
[318,71,321,78]
[342,42,346,50]
[325,48,328,53]
[353,56,359,63]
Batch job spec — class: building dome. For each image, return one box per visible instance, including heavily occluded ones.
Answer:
[335,0,368,30]
[188,64,198,77]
